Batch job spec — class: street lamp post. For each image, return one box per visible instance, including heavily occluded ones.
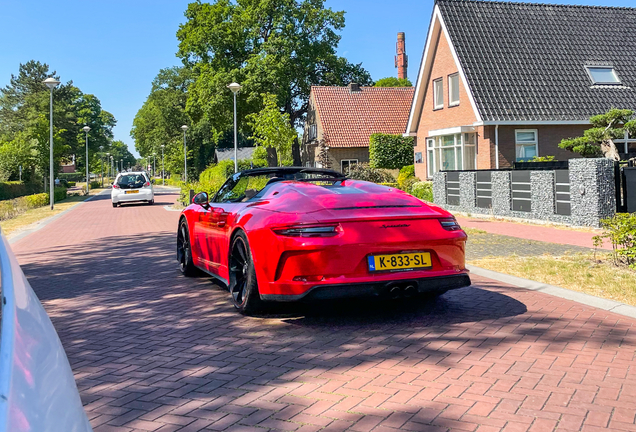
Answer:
[227,82,242,173]
[161,144,165,186]
[153,152,156,178]
[110,155,113,179]
[43,77,60,210]
[83,126,91,194]
[181,125,188,182]
[99,145,104,187]
[106,153,110,183]
[120,159,123,172]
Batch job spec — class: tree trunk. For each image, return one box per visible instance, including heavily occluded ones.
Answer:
[600,139,621,161]
[292,136,302,166]
[266,147,278,167]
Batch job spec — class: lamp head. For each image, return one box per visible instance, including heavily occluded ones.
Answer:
[82,125,91,133]
[43,77,61,90]
[181,125,188,132]
[227,82,242,94]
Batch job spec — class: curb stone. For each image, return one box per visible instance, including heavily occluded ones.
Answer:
[467,264,636,319]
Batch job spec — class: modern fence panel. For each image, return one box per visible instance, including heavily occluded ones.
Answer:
[511,171,531,212]
[554,169,571,216]
[433,158,616,227]
[476,171,492,209]
[446,172,460,206]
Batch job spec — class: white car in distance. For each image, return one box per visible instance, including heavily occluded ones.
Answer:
[111,171,154,207]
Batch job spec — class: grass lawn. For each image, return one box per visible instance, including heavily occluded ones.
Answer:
[1,188,106,237]
[469,254,636,306]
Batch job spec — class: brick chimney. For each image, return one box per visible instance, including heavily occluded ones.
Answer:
[394,32,408,79]
[348,82,361,92]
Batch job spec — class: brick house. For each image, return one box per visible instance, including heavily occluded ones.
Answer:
[302,84,415,172]
[406,0,636,180]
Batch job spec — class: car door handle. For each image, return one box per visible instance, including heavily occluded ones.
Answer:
[217,220,226,227]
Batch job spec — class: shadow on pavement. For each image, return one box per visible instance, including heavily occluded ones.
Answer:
[15,230,634,431]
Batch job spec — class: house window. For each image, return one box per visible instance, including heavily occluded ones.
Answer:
[448,73,460,106]
[586,66,621,85]
[415,152,423,164]
[307,124,317,140]
[426,133,477,177]
[515,129,538,161]
[341,159,358,174]
[433,78,443,109]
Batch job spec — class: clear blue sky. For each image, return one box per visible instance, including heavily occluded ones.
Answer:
[1,0,633,157]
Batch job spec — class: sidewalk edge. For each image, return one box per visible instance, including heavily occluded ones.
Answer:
[467,264,636,319]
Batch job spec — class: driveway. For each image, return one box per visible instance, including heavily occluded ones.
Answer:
[11,191,636,432]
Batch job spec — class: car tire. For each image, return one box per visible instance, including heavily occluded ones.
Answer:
[177,218,198,277]
[229,231,263,315]
[112,203,117,208]
[148,199,154,205]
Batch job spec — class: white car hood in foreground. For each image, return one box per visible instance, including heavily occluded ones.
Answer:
[0,233,92,432]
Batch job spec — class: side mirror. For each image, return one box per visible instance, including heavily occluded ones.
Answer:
[193,192,209,206]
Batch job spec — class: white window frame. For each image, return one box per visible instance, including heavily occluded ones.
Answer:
[433,78,444,109]
[307,124,317,140]
[448,73,460,107]
[426,133,477,177]
[341,159,358,173]
[585,66,621,85]
[515,129,538,162]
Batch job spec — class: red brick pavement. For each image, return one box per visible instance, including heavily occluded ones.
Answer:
[11,191,636,432]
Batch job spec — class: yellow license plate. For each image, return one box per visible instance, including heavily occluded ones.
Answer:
[125,190,139,194]
[368,252,432,272]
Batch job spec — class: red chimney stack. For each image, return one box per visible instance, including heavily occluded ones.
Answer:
[395,32,408,79]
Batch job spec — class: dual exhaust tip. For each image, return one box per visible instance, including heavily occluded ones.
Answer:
[387,283,418,299]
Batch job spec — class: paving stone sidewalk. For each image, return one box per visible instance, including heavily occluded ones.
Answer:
[10,192,636,432]
[465,231,596,260]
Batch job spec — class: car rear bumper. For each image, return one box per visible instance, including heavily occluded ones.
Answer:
[112,189,153,203]
[260,272,471,302]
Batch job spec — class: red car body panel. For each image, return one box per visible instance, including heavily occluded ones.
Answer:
[180,176,469,301]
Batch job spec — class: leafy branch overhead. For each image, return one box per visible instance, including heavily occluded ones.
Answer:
[246,94,296,166]
[559,108,636,160]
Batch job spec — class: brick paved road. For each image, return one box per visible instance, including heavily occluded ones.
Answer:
[11,191,636,432]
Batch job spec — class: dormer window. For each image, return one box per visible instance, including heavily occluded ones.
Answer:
[586,66,621,85]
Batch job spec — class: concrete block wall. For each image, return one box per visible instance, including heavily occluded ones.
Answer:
[433,158,616,227]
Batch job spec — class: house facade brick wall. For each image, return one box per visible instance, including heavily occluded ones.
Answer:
[496,125,587,168]
[413,28,483,180]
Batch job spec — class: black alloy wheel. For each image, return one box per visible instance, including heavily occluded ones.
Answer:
[177,219,197,276]
[229,231,262,314]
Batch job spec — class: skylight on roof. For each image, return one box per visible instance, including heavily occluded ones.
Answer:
[586,66,621,85]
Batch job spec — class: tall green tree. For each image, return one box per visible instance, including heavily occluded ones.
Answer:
[176,0,372,138]
[559,108,636,160]
[247,93,297,166]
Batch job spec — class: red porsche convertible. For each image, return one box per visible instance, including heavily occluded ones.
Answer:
[177,167,470,313]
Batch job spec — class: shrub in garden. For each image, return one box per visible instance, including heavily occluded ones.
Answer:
[410,181,433,202]
[58,173,84,182]
[369,133,414,169]
[397,165,416,190]
[0,181,41,200]
[90,181,101,189]
[0,188,67,221]
[346,163,395,184]
[594,213,636,269]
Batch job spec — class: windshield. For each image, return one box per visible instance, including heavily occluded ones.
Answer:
[212,170,343,203]
[116,174,148,189]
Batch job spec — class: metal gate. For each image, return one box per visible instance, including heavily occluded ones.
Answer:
[511,171,531,212]
[476,171,492,208]
[446,172,460,205]
[554,170,571,216]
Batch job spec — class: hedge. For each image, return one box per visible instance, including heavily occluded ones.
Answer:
[0,181,42,201]
[369,133,414,169]
[410,181,433,202]
[0,187,67,221]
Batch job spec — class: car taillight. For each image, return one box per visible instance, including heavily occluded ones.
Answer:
[439,217,461,231]
[144,181,150,187]
[113,184,120,189]
[273,224,340,237]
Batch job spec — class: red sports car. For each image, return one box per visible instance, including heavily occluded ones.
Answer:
[177,167,470,314]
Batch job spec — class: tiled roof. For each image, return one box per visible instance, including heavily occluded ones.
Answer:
[438,0,636,122]
[311,86,414,148]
